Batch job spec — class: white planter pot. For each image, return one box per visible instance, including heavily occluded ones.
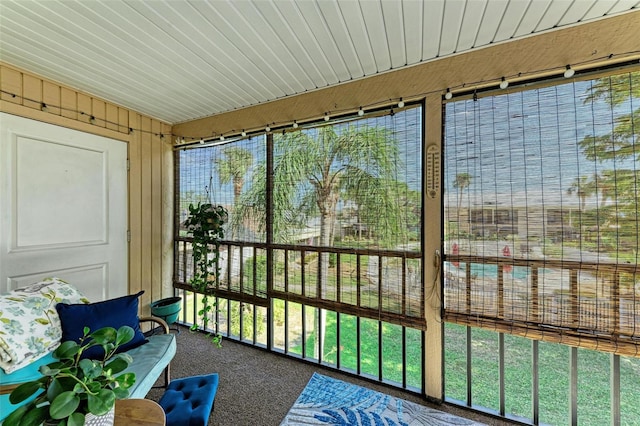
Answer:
[84,407,115,426]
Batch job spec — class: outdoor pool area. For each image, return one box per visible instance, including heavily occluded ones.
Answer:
[447,262,552,281]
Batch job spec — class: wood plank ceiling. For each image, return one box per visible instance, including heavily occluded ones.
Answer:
[0,0,638,125]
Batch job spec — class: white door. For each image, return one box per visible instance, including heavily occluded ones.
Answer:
[0,113,128,301]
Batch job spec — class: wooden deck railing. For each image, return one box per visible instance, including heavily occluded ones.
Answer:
[443,254,639,356]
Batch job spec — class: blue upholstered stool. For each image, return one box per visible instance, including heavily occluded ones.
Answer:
[158,373,219,426]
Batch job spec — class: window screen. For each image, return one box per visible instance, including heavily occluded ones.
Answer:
[177,136,265,243]
[444,70,639,356]
[175,106,424,328]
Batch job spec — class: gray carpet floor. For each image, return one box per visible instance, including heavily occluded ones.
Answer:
[146,326,519,426]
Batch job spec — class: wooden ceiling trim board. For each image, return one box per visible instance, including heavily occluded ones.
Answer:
[317,0,363,79]
[296,0,350,83]
[173,12,640,139]
[250,1,316,90]
[228,1,303,95]
[272,1,332,87]
[421,1,445,59]
[558,0,599,26]
[187,1,282,101]
[474,0,509,46]
[358,0,391,72]
[534,0,572,31]
[122,1,248,108]
[78,3,233,114]
[4,29,186,113]
[2,0,637,125]
[1,99,131,143]
[380,0,406,69]
[402,0,424,65]
[439,0,466,55]
[608,0,640,15]
[336,0,376,76]
[0,35,180,119]
[455,1,486,52]
[164,9,263,107]
[493,0,530,41]
[512,0,552,37]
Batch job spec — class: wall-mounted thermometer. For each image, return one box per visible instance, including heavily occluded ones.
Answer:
[426,144,440,199]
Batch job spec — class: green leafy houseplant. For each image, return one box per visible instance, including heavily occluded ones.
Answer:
[7,326,136,426]
[183,202,228,344]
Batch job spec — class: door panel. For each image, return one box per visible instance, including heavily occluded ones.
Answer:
[0,113,127,300]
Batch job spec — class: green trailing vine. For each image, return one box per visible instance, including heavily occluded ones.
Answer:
[184,202,228,344]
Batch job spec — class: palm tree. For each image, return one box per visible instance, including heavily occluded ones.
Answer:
[453,172,472,211]
[214,147,253,285]
[567,175,593,212]
[234,125,403,357]
[236,126,402,247]
[578,72,639,260]
[215,147,253,206]
[214,147,253,237]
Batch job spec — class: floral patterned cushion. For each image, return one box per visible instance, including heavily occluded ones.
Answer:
[0,277,89,373]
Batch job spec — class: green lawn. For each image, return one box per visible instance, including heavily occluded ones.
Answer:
[289,309,423,389]
[183,289,639,425]
[444,323,640,425]
[289,312,639,425]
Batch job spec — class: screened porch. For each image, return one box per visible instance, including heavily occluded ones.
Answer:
[173,68,639,426]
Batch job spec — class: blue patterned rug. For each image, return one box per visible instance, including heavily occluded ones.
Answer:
[280,373,485,426]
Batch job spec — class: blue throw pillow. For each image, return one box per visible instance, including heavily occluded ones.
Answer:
[56,291,147,359]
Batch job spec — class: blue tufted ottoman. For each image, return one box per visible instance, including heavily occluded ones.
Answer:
[158,373,219,426]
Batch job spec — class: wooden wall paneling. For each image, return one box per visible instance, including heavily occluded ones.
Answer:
[150,120,163,306]
[92,98,106,128]
[161,123,174,297]
[118,108,129,134]
[22,74,41,110]
[106,104,119,131]
[128,111,143,301]
[77,93,92,124]
[140,116,153,313]
[0,67,129,143]
[43,81,61,115]
[60,87,77,120]
[0,66,22,103]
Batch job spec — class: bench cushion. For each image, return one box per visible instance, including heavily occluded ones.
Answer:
[0,333,176,421]
[159,374,219,426]
[0,352,56,421]
[125,333,176,399]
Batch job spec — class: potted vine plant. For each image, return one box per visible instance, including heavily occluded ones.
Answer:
[184,202,228,344]
[7,326,136,426]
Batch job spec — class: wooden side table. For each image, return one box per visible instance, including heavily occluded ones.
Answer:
[115,399,165,426]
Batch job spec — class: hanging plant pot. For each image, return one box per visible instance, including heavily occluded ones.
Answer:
[184,202,228,344]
